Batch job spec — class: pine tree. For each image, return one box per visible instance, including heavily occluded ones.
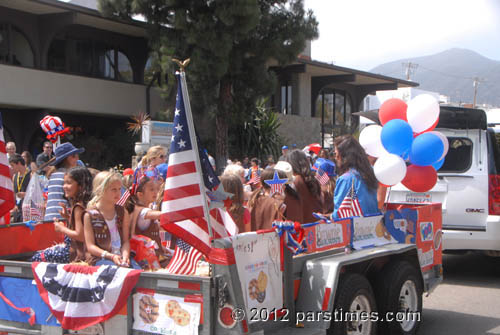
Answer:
[98,0,318,171]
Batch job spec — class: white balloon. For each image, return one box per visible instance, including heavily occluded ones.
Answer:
[359,125,388,158]
[407,94,440,133]
[374,153,407,186]
[428,131,449,161]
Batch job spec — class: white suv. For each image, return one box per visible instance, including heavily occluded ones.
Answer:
[386,106,500,255]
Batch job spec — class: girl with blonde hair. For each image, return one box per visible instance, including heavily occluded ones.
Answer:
[84,170,139,268]
[140,146,167,168]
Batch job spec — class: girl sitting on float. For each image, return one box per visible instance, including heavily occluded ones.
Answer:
[83,170,140,268]
[32,166,92,263]
[127,168,171,268]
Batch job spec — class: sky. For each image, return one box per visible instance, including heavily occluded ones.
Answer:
[303,0,500,70]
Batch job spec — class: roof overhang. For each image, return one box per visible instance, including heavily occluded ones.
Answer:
[270,57,419,93]
[0,0,148,37]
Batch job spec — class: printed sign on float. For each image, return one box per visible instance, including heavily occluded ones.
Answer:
[132,292,201,335]
[232,232,283,322]
[351,215,397,250]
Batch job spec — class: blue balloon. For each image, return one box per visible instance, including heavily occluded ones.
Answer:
[381,119,414,157]
[432,158,444,171]
[410,133,444,166]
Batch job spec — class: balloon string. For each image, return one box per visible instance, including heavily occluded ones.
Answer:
[383,186,392,212]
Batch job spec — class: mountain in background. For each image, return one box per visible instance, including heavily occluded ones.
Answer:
[371,48,500,107]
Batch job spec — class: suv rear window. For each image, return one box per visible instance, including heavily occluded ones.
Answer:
[440,137,473,173]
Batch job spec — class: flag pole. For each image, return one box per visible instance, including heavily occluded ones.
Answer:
[175,60,215,243]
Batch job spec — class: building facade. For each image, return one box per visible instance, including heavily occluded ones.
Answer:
[0,0,165,166]
[270,43,417,148]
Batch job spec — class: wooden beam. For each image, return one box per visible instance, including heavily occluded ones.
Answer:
[312,74,356,87]
[268,64,306,75]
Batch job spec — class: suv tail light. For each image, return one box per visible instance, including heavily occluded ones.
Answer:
[489,175,500,215]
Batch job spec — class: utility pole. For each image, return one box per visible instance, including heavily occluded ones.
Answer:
[472,77,485,108]
[402,62,418,81]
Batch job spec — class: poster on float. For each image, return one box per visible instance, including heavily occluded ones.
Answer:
[132,292,201,335]
[232,231,282,322]
[351,215,397,249]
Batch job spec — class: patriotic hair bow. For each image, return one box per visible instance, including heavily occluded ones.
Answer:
[272,220,307,255]
[130,166,161,195]
[40,115,70,143]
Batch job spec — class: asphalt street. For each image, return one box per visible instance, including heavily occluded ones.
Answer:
[420,253,500,335]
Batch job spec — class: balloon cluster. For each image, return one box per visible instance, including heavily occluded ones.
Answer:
[359,95,448,193]
[40,115,71,143]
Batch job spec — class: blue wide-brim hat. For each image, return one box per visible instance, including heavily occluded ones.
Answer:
[51,142,85,166]
[313,158,336,177]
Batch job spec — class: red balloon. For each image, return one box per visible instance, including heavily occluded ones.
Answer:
[379,99,408,125]
[402,165,437,192]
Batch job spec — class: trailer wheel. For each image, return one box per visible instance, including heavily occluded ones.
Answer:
[376,261,423,335]
[329,273,377,335]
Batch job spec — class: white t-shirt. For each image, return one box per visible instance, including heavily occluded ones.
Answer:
[137,208,153,231]
[105,215,121,255]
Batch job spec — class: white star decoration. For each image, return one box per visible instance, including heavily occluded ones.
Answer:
[174,109,180,116]
[175,124,183,132]
[178,139,186,148]
[171,135,175,142]
[208,176,213,183]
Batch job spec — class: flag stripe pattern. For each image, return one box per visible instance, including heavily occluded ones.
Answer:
[161,72,237,273]
[161,74,205,224]
[32,262,141,331]
[315,167,330,186]
[0,113,14,218]
[116,189,130,207]
[337,181,363,218]
[165,239,203,275]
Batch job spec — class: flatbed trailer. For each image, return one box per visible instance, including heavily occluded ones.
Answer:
[0,203,442,335]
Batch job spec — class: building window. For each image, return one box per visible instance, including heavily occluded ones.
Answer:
[315,89,352,127]
[48,36,133,82]
[0,23,34,67]
[281,81,292,115]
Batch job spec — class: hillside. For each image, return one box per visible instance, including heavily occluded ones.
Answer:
[371,48,500,106]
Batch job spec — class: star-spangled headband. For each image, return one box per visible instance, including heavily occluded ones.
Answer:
[264,171,288,195]
[130,166,161,195]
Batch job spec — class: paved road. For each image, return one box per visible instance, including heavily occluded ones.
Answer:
[420,253,500,335]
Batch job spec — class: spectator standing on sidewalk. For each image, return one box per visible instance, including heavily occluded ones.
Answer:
[21,151,37,173]
[36,141,53,169]
[9,154,31,222]
[6,142,16,160]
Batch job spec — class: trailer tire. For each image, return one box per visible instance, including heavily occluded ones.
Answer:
[328,273,377,335]
[375,261,422,335]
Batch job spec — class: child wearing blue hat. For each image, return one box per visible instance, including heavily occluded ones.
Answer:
[44,142,85,221]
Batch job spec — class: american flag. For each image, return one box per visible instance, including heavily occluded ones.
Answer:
[337,182,363,218]
[264,171,287,195]
[248,170,261,185]
[315,167,330,186]
[165,239,203,275]
[116,188,130,207]
[0,113,14,224]
[159,230,172,249]
[160,71,237,262]
[30,201,42,218]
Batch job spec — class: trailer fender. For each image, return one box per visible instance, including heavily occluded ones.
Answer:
[295,243,421,330]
